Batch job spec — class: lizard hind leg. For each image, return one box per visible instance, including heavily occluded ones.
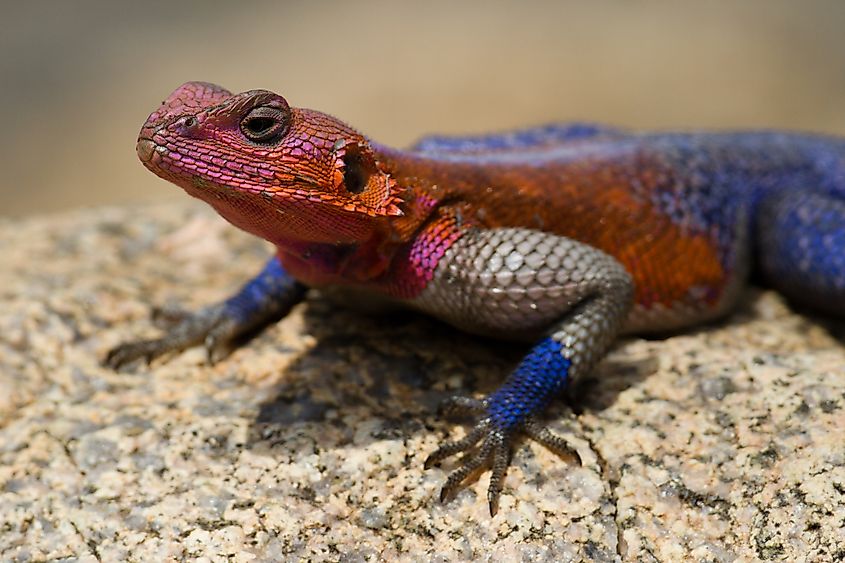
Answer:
[416,228,634,515]
[757,191,845,316]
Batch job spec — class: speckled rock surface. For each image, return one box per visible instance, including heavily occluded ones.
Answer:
[1,204,843,562]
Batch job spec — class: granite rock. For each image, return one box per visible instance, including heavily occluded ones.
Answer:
[0,204,843,562]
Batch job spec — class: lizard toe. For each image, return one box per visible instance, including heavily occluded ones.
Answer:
[424,418,490,469]
[150,304,194,329]
[523,416,582,465]
[104,338,180,370]
[438,429,498,504]
[436,395,487,417]
[425,412,581,515]
[432,423,512,516]
[104,304,230,369]
[202,316,246,364]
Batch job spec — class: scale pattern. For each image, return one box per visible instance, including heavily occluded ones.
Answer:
[108,82,845,516]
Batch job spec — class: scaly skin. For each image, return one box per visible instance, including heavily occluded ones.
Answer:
[107,82,845,515]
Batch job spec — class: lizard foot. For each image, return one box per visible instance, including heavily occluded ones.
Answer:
[104,304,244,369]
[425,397,581,516]
[104,257,306,370]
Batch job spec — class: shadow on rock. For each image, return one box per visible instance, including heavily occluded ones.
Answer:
[245,297,659,456]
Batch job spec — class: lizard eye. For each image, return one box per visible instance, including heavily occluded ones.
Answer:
[240,106,288,143]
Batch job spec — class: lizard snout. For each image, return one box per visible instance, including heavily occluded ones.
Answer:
[136,137,155,163]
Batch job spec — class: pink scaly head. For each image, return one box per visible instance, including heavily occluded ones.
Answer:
[136,82,404,282]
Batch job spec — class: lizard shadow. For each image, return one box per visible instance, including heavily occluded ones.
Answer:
[246,286,845,454]
[569,286,845,417]
[245,296,660,454]
[788,303,845,345]
[246,298,520,453]
[241,287,845,497]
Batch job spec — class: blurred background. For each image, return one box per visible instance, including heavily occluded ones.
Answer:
[2,0,844,217]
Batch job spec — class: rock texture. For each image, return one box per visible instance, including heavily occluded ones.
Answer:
[1,203,843,562]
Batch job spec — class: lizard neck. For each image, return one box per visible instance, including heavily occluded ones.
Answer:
[277,145,465,288]
[372,143,459,230]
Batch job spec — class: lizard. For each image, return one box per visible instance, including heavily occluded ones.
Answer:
[105,81,845,516]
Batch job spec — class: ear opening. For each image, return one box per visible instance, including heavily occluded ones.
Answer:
[331,140,404,216]
[332,140,378,195]
[341,145,370,194]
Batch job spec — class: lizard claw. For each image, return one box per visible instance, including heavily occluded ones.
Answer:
[104,338,176,369]
[202,316,243,365]
[425,397,581,516]
[425,416,511,516]
[104,305,237,369]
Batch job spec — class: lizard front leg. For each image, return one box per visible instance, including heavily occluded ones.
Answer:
[105,256,306,368]
[411,228,634,515]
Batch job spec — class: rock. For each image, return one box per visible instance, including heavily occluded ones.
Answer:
[0,203,843,561]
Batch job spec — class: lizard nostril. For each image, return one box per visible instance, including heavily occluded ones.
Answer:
[173,115,202,138]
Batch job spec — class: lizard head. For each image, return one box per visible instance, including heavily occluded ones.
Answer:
[137,82,403,246]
